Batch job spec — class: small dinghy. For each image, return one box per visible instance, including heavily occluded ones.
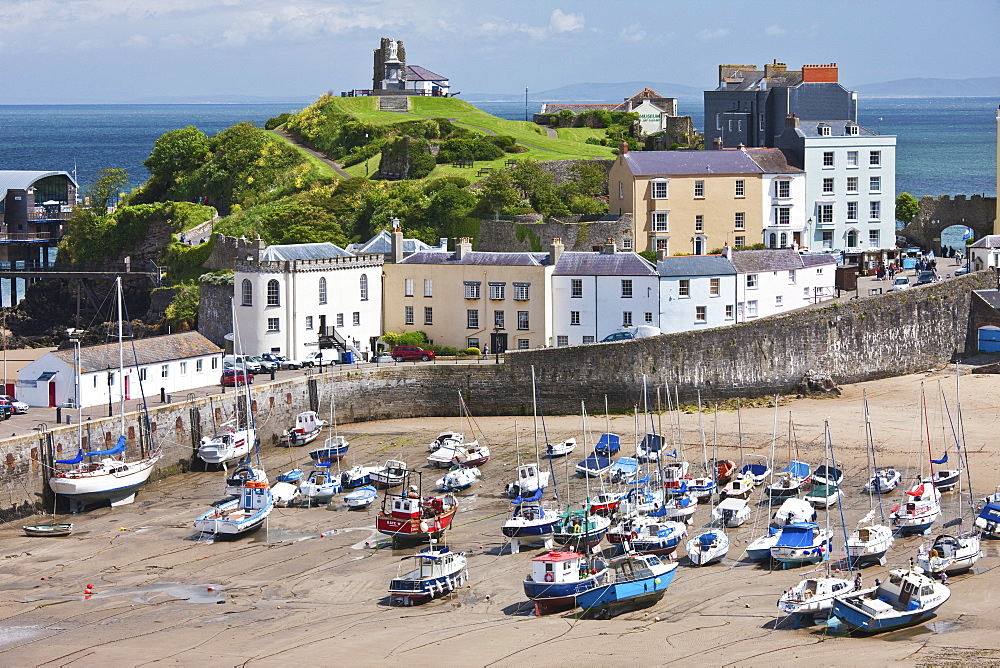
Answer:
[341,465,378,489]
[388,544,468,606]
[864,468,901,494]
[523,550,609,615]
[831,567,951,632]
[713,459,737,485]
[746,528,781,561]
[503,462,551,498]
[812,461,844,486]
[770,522,833,568]
[546,437,577,458]
[686,529,730,566]
[343,485,378,509]
[594,433,621,458]
[576,553,678,619]
[804,483,844,508]
[299,466,343,503]
[309,435,350,464]
[371,460,409,489]
[278,411,327,447]
[609,457,640,484]
[773,498,817,527]
[917,531,982,575]
[575,453,612,478]
[712,497,751,527]
[22,523,74,537]
[436,465,481,492]
[276,468,303,483]
[778,576,854,616]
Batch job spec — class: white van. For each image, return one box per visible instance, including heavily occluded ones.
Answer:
[222,354,262,373]
[304,350,340,366]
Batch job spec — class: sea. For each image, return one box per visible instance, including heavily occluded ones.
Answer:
[0,97,996,249]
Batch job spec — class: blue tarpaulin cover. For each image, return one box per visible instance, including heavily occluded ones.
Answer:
[85,435,125,457]
[932,453,948,464]
[782,460,811,479]
[774,523,819,548]
[55,448,84,465]
[978,504,1000,523]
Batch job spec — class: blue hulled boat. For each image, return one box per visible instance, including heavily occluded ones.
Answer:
[523,550,609,615]
[576,553,679,619]
[594,433,621,457]
[575,453,612,477]
[831,568,951,632]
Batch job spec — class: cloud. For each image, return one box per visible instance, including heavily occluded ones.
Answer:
[618,24,646,43]
[764,24,787,36]
[698,27,730,40]
[549,9,584,33]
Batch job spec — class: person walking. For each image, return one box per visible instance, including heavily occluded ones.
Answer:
[482,344,489,359]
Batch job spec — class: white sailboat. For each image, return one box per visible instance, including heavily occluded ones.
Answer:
[848,391,895,567]
[49,278,162,513]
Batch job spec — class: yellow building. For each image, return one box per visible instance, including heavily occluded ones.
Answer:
[608,145,804,253]
[382,237,556,352]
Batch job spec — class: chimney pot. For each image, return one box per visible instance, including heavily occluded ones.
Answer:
[549,237,565,264]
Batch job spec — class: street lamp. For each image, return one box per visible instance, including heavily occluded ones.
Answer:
[493,324,500,364]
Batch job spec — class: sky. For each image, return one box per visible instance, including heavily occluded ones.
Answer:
[0,0,997,104]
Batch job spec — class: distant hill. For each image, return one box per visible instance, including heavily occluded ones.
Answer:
[847,77,999,98]
[464,81,704,104]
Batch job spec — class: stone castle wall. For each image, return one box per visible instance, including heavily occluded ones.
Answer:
[475,215,634,253]
[3,271,995,519]
[900,195,997,249]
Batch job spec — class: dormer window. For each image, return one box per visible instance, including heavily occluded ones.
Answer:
[847,124,859,136]
[819,124,831,137]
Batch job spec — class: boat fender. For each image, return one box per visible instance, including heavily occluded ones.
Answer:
[419,520,430,533]
[544,573,554,582]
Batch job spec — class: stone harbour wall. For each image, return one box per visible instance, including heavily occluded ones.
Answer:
[1,271,994,519]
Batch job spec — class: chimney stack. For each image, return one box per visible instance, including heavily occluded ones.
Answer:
[549,237,564,264]
[721,243,731,259]
[619,141,629,155]
[656,249,668,262]
[784,113,800,129]
[455,236,473,260]
[390,217,404,263]
[601,238,617,255]
[712,137,724,150]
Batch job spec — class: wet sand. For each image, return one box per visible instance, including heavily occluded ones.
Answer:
[2,367,1000,666]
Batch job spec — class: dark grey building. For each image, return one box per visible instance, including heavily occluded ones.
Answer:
[704,61,858,148]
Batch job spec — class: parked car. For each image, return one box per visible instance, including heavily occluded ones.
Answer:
[0,394,29,414]
[916,270,938,285]
[955,264,970,276]
[0,400,12,420]
[250,355,278,372]
[891,277,910,291]
[221,369,254,387]
[222,354,262,374]
[304,350,338,366]
[261,353,303,370]
[601,331,634,342]
[391,345,435,362]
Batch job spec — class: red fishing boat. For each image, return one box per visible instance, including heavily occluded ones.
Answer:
[376,472,459,547]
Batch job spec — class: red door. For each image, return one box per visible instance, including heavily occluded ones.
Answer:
[48,381,56,408]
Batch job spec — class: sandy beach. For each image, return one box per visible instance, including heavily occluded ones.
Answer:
[2,366,1000,667]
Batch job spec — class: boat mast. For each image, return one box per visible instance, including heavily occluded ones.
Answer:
[863,390,886,520]
[826,420,853,579]
[698,390,708,476]
[116,277,125,440]
[955,366,976,527]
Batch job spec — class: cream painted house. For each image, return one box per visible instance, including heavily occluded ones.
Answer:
[608,146,804,254]
[383,238,555,352]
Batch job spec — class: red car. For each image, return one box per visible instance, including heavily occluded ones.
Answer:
[221,369,253,386]
[391,345,435,362]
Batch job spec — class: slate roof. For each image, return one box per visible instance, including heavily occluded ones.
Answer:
[553,251,656,276]
[657,255,736,277]
[260,243,352,261]
[623,148,800,176]
[400,250,548,266]
[730,248,807,273]
[51,332,221,374]
[406,65,448,82]
[969,235,1000,249]
[0,170,77,197]
[792,121,877,138]
[717,69,804,91]
[799,253,839,268]
[973,290,1000,310]
[346,230,439,255]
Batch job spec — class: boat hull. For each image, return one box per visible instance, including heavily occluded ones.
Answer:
[376,506,458,545]
[523,574,608,615]
[22,524,74,537]
[576,566,677,618]
[502,519,559,538]
[389,569,467,606]
[832,599,942,633]
[48,457,157,510]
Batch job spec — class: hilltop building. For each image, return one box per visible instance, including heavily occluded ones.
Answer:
[539,88,680,135]
[363,38,450,97]
[608,144,805,253]
[776,115,897,252]
[704,61,857,148]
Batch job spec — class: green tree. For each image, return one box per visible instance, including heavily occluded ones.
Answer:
[143,126,210,189]
[896,192,920,224]
[476,171,520,218]
[89,168,130,214]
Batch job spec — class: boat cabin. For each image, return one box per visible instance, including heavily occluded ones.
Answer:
[517,463,545,488]
[928,535,960,559]
[242,481,270,510]
[384,460,407,476]
[612,555,660,582]
[531,551,586,584]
